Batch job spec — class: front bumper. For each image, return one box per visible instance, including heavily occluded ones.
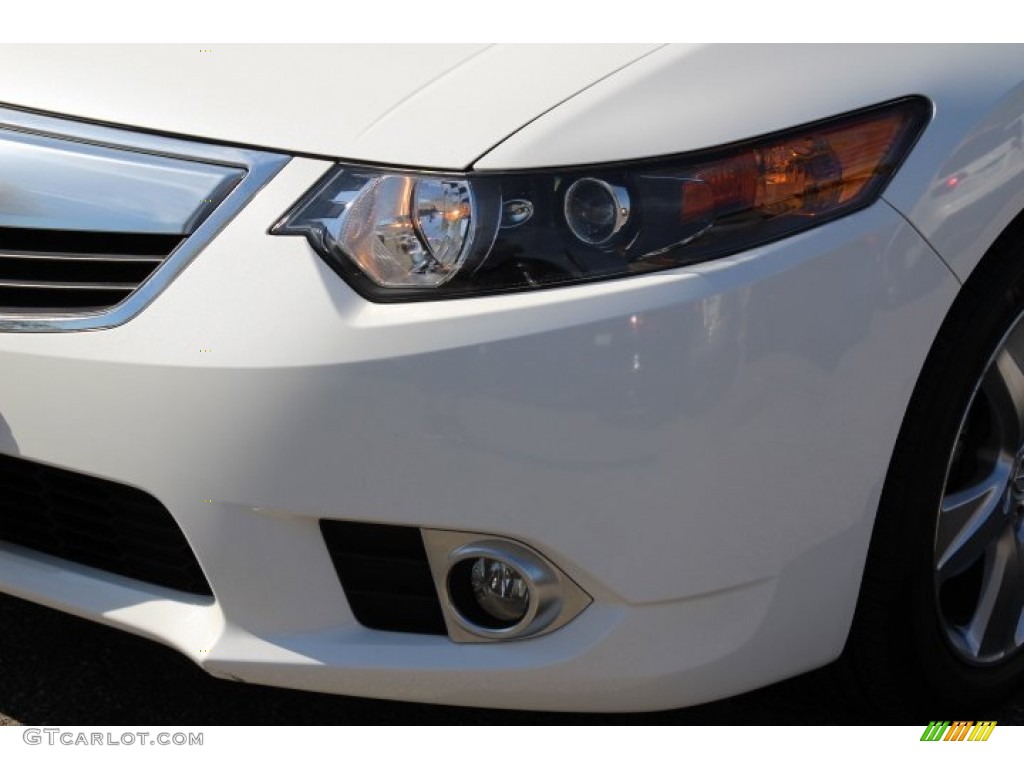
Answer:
[0,157,959,711]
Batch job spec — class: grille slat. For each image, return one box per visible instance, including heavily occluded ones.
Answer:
[320,520,447,636]
[0,286,133,311]
[0,279,139,291]
[0,453,212,596]
[0,227,181,313]
[0,251,166,263]
[0,252,158,285]
[0,227,182,256]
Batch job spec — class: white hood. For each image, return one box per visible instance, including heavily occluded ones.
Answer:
[0,44,658,168]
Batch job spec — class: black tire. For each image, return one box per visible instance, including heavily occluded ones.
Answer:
[839,218,1024,719]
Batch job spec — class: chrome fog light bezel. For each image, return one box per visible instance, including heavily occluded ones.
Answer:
[421,529,592,643]
[446,540,558,640]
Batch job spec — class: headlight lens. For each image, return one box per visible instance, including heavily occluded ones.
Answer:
[273,171,480,288]
[274,97,929,301]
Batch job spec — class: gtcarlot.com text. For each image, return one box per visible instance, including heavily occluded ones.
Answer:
[23,729,203,746]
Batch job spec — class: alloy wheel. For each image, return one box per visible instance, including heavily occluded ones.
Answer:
[936,310,1024,664]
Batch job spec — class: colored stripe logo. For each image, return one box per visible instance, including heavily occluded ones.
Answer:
[920,721,996,741]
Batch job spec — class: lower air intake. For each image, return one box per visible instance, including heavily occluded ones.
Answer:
[0,453,212,596]
[319,520,447,635]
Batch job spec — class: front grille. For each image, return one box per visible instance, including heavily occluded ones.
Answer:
[0,227,183,312]
[320,520,447,635]
[0,453,212,596]
[0,104,288,330]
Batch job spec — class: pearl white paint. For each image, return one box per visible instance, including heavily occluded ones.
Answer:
[0,44,658,168]
[0,44,1022,710]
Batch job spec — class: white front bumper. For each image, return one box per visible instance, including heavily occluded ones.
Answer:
[0,158,959,710]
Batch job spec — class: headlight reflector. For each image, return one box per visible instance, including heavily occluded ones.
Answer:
[274,97,929,300]
[274,170,478,287]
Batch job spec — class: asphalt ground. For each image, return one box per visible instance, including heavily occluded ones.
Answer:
[3,592,1024,725]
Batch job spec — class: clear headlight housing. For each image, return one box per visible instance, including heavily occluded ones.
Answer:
[273,97,929,301]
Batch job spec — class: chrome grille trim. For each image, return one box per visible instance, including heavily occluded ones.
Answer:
[0,105,290,332]
[0,279,138,290]
[0,126,247,235]
[0,252,165,263]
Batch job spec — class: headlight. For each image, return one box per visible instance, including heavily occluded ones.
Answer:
[273,97,929,301]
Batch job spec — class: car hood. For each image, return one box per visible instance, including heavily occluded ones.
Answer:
[0,44,659,169]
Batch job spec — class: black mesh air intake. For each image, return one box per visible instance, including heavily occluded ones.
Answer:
[0,452,212,596]
[319,520,446,635]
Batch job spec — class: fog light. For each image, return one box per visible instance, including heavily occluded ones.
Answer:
[471,557,530,624]
[426,533,592,642]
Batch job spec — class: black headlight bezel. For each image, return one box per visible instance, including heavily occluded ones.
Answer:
[272,95,932,303]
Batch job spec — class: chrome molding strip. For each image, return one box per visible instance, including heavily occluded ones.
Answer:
[0,105,290,332]
[0,127,247,235]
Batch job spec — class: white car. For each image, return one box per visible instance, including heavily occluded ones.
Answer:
[0,43,1023,715]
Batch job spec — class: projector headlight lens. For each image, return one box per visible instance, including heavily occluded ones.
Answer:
[563,177,631,245]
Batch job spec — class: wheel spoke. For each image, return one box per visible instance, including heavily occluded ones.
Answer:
[933,311,1024,665]
[981,345,1024,450]
[936,461,1012,582]
[962,527,1024,659]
